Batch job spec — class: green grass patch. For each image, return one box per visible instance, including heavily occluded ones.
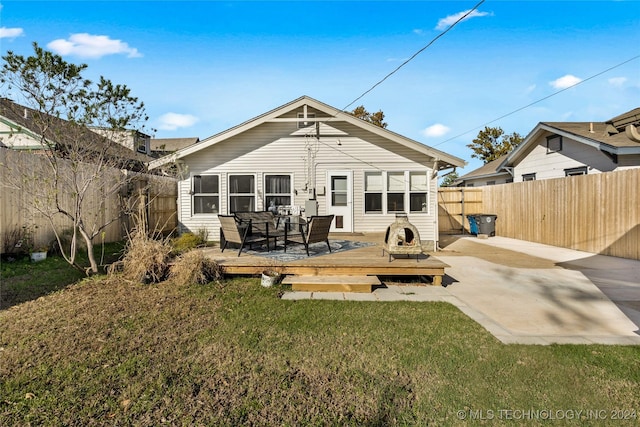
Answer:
[0,242,124,309]
[0,276,639,425]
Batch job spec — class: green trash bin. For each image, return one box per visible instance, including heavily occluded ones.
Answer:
[474,214,497,237]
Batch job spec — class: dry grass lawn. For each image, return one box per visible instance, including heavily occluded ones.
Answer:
[1,273,639,425]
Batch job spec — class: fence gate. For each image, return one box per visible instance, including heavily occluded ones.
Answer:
[437,188,483,235]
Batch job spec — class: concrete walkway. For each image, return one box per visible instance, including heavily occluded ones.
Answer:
[282,236,640,345]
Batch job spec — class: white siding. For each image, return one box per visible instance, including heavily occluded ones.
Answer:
[514,136,617,182]
[178,119,440,245]
[462,175,512,187]
[0,122,43,149]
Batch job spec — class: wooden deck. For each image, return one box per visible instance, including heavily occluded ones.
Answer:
[201,233,449,290]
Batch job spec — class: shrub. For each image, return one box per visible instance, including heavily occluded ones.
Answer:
[171,232,205,254]
[1,226,25,255]
[49,228,86,256]
[170,250,222,286]
[121,232,172,284]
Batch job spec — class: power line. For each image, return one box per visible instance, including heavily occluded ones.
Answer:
[432,54,640,148]
[340,0,486,113]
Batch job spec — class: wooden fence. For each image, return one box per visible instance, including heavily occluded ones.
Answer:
[0,148,177,252]
[437,187,484,235]
[438,168,640,260]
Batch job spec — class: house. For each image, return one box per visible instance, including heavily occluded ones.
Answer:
[91,127,152,156]
[0,98,153,171]
[149,96,466,250]
[150,137,200,158]
[456,107,640,186]
[452,155,512,187]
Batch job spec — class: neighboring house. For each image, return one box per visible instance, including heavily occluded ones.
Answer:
[453,155,512,187]
[456,107,640,186]
[0,98,152,171]
[91,127,152,156]
[149,96,466,250]
[150,137,200,158]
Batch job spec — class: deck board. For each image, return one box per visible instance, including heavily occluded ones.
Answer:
[201,233,448,287]
[282,275,381,293]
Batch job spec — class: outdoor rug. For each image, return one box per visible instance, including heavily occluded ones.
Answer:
[244,240,376,262]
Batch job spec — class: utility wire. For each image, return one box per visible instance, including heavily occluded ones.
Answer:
[341,0,486,113]
[432,54,640,148]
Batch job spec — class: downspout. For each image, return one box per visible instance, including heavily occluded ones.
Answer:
[433,161,439,252]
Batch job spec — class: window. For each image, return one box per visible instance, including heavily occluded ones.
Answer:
[387,172,405,212]
[229,175,255,212]
[331,176,348,206]
[486,181,496,186]
[364,172,382,213]
[192,175,219,214]
[297,113,316,128]
[264,174,291,208]
[135,134,148,154]
[565,166,588,177]
[546,135,562,153]
[522,173,536,181]
[409,172,428,212]
[363,171,430,214]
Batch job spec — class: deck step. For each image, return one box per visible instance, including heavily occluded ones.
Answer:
[282,275,380,293]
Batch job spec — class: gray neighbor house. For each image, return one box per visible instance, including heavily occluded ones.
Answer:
[456,107,640,187]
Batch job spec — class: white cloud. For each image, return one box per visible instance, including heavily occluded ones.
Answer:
[549,74,582,90]
[608,77,627,87]
[0,27,24,39]
[47,33,142,59]
[413,29,424,35]
[435,9,492,31]
[524,84,536,95]
[422,123,450,138]
[157,113,199,131]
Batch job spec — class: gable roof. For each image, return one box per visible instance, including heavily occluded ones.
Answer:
[0,98,152,171]
[456,155,511,182]
[149,95,466,170]
[506,107,640,165]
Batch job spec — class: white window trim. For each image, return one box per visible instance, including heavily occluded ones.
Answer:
[228,173,257,213]
[364,171,383,214]
[264,173,294,208]
[192,174,220,216]
[363,170,430,215]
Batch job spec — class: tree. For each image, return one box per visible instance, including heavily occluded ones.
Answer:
[0,42,150,274]
[439,171,459,187]
[467,126,522,163]
[349,105,387,128]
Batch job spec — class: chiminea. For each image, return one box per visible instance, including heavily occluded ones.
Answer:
[382,213,423,262]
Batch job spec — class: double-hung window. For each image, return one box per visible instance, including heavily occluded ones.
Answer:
[229,175,255,212]
[387,172,405,213]
[409,172,428,212]
[364,172,383,213]
[192,175,219,214]
[364,171,430,214]
[264,174,292,207]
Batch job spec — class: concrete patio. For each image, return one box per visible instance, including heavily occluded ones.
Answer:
[282,235,640,345]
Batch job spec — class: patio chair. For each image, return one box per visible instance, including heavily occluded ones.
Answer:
[218,215,269,257]
[284,215,334,256]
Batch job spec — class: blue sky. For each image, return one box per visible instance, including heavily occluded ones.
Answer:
[1,0,639,174]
